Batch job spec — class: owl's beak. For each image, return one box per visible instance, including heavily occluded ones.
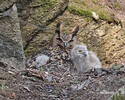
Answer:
[83,52,87,57]
[64,42,67,48]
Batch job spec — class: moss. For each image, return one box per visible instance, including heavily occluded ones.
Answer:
[112,91,125,100]
[98,11,114,22]
[81,1,86,6]
[24,47,38,58]
[73,0,86,6]
[31,0,57,25]
[68,6,115,22]
[68,6,92,18]
[0,0,4,4]
[92,0,97,4]
[113,4,120,10]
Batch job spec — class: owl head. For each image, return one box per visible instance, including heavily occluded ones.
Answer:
[53,22,79,50]
[71,45,89,58]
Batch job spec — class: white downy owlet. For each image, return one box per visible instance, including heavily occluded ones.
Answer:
[70,45,102,73]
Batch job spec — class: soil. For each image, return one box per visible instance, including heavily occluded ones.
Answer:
[1,47,125,100]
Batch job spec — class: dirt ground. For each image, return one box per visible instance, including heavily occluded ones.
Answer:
[1,47,125,100]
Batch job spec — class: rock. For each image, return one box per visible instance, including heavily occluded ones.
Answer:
[0,3,25,70]
[16,0,69,57]
[92,11,99,20]
[96,29,106,37]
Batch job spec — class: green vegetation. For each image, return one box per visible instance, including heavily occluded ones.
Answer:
[113,3,120,10]
[92,0,97,4]
[69,0,116,22]
[112,91,125,100]
[32,0,57,24]
[0,0,14,4]
[68,6,92,18]
[81,1,86,6]
[68,6,114,22]
[0,0,4,4]
[0,81,8,92]
[111,64,123,70]
[98,11,114,22]
[73,0,86,6]
[24,46,38,58]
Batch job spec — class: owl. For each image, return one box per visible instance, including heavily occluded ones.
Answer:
[70,45,102,73]
[52,22,79,51]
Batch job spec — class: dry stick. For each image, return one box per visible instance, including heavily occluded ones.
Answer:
[59,67,70,82]
[46,81,71,87]
[71,76,92,91]
[16,69,44,80]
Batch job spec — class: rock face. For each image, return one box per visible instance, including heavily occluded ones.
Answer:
[0,2,25,69]
[16,0,69,57]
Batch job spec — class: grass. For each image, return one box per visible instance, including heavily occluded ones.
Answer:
[112,91,125,100]
[32,0,57,24]
[68,5,114,22]
[0,81,8,92]
[68,6,92,18]
[0,0,15,4]
[98,11,114,22]
[73,0,86,6]
[0,0,4,4]
[24,46,38,58]
[69,0,116,23]
[113,4,120,10]
[92,0,97,4]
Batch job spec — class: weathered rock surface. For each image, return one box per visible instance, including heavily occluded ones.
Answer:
[16,0,69,57]
[0,2,25,69]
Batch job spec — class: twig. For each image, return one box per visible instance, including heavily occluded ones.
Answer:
[59,67,70,82]
[70,76,92,91]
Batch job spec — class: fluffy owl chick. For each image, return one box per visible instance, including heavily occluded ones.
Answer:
[70,45,102,73]
[34,54,49,68]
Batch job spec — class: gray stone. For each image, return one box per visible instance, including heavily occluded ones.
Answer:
[0,4,25,70]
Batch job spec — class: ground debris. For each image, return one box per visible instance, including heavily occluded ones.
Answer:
[1,57,125,100]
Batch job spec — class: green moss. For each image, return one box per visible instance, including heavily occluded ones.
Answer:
[0,0,4,4]
[68,6,92,18]
[113,4,120,10]
[92,0,97,4]
[81,1,86,6]
[98,11,114,22]
[68,6,115,22]
[32,0,57,24]
[73,0,86,6]
[112,91,125,100]
[24,47,38,58]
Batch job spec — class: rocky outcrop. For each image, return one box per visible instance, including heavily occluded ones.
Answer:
[16,0,69,57]
[0,2,25,70]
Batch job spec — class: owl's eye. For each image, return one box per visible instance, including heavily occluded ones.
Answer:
[69,39,73,43]
[78,50,82,53]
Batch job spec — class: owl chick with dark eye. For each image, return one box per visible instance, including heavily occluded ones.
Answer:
[70,45,102,73]
[52,22,79,51]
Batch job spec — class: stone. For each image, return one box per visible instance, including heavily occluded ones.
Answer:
[0,3,25,70]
